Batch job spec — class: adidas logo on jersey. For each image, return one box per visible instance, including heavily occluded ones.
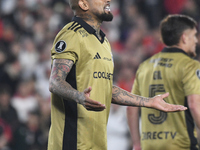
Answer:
[94,53,101,59]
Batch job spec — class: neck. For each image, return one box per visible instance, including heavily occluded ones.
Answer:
[76,14,102,39]
[167,44,186,51]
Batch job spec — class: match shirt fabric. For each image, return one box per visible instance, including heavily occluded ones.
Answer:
[48,16,114,150]
[132,47,200,150]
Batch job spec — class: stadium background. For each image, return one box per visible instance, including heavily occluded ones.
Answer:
[0,0,200,149]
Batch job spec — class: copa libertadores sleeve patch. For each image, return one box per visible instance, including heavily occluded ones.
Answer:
[55,40,67,53]
[196,69,200,80]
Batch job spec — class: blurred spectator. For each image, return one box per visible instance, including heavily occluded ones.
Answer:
[11,111,47,150]
[37,96,51,147]
[0,57,22,96]
[0,20,3,38]
[0,51,6,68]
[181,0,200,21]
[0,118,12,150]
[0,23,15,64]
[11,78,38,123]
[120,2,147,43]
[164,0,187,14]
[116,67,135,92]
[141,28,165,58]
[34,42,51,99]
[35,65,51,99]
[107,104,131,150]
[0,85,19,133]
[10,41,22,58]
[136,0,165,29]
[19,37,39,79]
[0,0,16,16]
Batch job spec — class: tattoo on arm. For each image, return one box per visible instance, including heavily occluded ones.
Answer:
[112,85,150,107]
[51,60,72,81]
[49,59,85,103]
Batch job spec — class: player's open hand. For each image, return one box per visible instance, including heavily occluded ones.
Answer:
[80,87,106,111]
[150,93,187,112]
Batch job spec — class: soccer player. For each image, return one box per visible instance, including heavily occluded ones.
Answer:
[48,0,187,149]
[127,14,200,150]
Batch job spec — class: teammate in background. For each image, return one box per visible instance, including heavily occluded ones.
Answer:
[48,0,187,149]
[127,14,200,150]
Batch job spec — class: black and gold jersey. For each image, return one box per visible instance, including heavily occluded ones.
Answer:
[132,47,200,150]
[48,17,114,150]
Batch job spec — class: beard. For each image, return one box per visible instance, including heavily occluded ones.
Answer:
[188,51,196,58]
[96,11,113,22]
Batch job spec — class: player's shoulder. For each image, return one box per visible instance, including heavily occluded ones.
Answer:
[58,21,83,36]
[179,55,200,66]
[136,57,153,73]
[176,56,200,75]
[65,21,83,32]
[187,58,200,68]
[54,21,86,44]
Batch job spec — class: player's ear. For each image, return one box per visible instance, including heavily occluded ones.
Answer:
[78,0,89,11]
[181,33,188,44]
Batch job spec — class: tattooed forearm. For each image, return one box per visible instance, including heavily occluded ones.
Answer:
[49,59,85,104]
[112,85,150,107]
[112,86,136,105]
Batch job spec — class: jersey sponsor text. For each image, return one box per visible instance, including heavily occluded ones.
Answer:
[93,71,113,80]
[150,57,174,68]
[142,131,177,140]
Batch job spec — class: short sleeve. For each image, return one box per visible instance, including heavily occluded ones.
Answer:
[51,29,81,64]
[182,60,200,96]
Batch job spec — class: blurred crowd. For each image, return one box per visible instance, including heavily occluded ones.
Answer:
[0,0,200,150]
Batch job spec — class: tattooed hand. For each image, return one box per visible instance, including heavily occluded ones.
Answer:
[79,87,106,111]
[150,93,187,112]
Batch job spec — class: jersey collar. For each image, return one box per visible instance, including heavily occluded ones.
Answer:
[72,16,106,43]
[162,47,188,56]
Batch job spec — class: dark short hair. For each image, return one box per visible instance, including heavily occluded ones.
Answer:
[160,14,197,46]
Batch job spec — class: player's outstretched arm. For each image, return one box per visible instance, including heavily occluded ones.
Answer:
[49,59,106,111]
[112,85,187,112]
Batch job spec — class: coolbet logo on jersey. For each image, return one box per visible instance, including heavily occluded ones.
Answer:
[93,71,113,80]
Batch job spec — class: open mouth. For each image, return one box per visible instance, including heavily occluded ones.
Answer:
[104,5,111,12]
